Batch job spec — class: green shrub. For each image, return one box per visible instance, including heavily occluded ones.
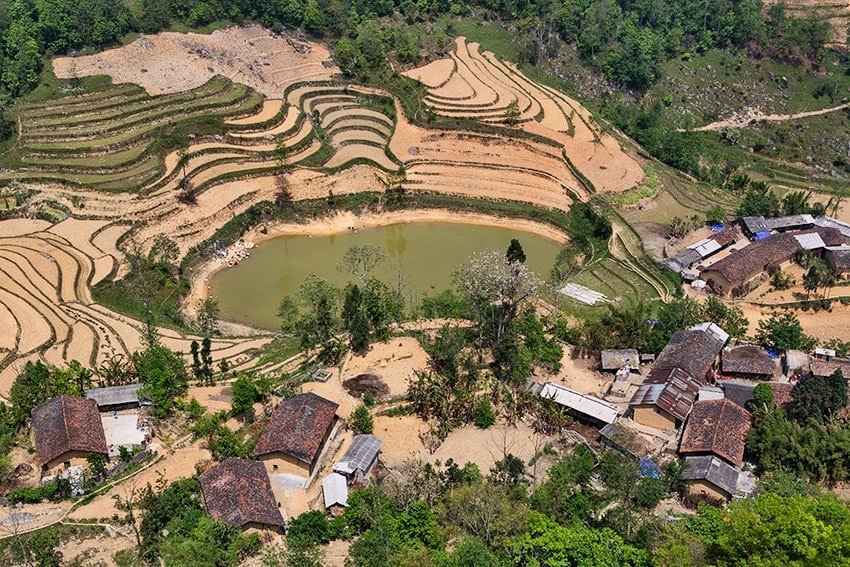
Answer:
[473,398,496,428]
[350,404,374,434]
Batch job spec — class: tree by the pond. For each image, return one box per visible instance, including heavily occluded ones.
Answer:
[337,244,387,286]
[453,250,542,348]
[506,238,526,264]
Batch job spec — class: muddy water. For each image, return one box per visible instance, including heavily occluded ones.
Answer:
[211,222,562,329]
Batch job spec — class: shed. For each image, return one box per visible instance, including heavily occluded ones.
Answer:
[322,473,349,512]
[785,350,810,375]
[538,383,619,425]
[599,423,651,459]
[334,434,382,477]
[86,383,145,411]
[601,349,640,372]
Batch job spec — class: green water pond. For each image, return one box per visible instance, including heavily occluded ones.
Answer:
[210,222,563,329]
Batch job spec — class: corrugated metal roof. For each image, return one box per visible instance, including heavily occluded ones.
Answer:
[698,387,724,401]
[322,473,348,508]
[539,383,620,424]
[814,216,850,238]
[682,455,740,497]
[334,434,382,476]
[631,367,701,422]
[86,383,144,408]
[691,239,722,258]
[794,232,826,250]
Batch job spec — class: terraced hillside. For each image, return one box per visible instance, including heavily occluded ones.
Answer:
[403,37,645,194]
[0,218,270,399]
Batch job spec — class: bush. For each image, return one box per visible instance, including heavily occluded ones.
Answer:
[473,398,496,428]
[350,404,374,434]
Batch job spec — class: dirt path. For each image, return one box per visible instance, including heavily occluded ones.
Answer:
[685,101,850,132]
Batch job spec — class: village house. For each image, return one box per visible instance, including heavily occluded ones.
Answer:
[32,395,108,476]
[253,392,339,479]
[810,357,850,378]
[824,247,850,279]
[665,226,739,274]
[720,346,776,380]
[199,457,284,534]
[741,214,815,238]
[679,399,752,467]
[700,227,844,297]
[629,326,726,431]
[682,455,742,503]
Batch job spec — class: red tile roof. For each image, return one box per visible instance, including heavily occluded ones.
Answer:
[653,329,724,382]
[770,382,794,410]
[721,346,776,377]
[253,393,338,465]
[679,399,752,467]
[32,395,108,466]
[810,359,850,378]
[199,457,284,528]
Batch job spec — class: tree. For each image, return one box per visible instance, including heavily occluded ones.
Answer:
[196,298,220,336]
[230,375,258,417]
[338,244,387,286]
[756,311,817,352]
[350,404,374,434]
[453,250,542,348]
[737,182,781,217]
[753,382,775,410]
[789,370,847,424]
[802,259,835,298]
[134,345,189,418]
[505,239,526,264]
[349,310,370,352]
[9,360,90,425]
[705,205,727,225]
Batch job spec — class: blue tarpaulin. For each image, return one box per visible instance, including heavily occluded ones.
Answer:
[709,223,725,232]
[766,347,781,359]
[753,231,771,241]
[639,457,662,479]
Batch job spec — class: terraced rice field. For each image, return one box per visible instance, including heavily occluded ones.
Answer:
[403,37,644,194]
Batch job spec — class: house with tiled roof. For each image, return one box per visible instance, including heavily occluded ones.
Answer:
[810,358,850,378]
[199,457,284,533]
[700,227,844,297]
[253,393,339,478]
[32,395,108,476]
[721,346,776,380]
[679,399,752,467]
[629,327,727,431]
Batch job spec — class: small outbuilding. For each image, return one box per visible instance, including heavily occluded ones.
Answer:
[322,473,348,515]
[537,382,619,426]
[334,434,382,478]
[600,349,641,372]
[32,395,108,476]
[199,457,284,533]
[86,383,145,412]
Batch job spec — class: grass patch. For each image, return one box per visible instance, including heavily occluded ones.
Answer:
[611,166,661,206]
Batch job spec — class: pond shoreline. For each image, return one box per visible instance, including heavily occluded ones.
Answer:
[185,208,570,331]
